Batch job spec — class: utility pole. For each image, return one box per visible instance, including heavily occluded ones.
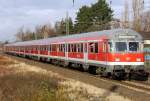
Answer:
[66,11,69,35]
[123,0,129,28]
[73,0,75,7]
[34,32,37,40]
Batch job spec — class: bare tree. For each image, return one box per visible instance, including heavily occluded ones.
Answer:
[41,24,56,38]
[15,27,25,41]
[132,0,144,31]
[34,24,56,39]
[142,11,150,32]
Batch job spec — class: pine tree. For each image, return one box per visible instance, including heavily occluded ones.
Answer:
[74,0,113,33]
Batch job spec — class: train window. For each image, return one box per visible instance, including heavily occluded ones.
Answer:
[69,44,71,52]
[72,44,74,52]
[61,44,63,52]
[84,43,87,53]
[95,43,98,53]
[77,44,80,52]
[49,45,51,52]
[71,44,74,52]
[115,42,127,52]
[63,44,65,52]
[81,43,83,52]
[60,44,62,52]
[68,44,70,52]
[51,45,53,51]
[89,43,95,53]
[56,45,59,51]
[45,46,47,51]
[129,42,139,52]
[51,45,54,51]
[59,44,64,52]
[73,44,77,52]
[108,42,113,52]
[59,44,61,52]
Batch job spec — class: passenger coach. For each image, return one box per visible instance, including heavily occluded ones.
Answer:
[4,29,149,79]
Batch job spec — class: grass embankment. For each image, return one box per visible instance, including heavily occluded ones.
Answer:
[0,56,131,101]
[0,56,67,101]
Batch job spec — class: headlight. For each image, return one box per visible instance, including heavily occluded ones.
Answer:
[136,58,141,62]
[115,58,120,62]
[126,57,130,61]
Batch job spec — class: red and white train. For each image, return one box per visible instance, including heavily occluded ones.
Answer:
[4,29,149,79]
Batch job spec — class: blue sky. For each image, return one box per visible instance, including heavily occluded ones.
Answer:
[0,0,149,42]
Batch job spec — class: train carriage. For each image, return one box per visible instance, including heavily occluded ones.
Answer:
[4,29,149,80]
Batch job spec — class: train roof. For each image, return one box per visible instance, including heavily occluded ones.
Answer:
[5,28,143,46]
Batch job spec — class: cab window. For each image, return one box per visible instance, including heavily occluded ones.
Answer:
[129,42,139,52]
[115,42,127,52]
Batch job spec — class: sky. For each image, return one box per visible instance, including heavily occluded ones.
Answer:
[0,0,149,42]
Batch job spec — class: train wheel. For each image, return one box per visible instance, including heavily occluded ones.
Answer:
[62,62,67,67]
[82,64,89,72]
[89,66,97,75]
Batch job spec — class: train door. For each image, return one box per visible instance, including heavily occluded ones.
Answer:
[65,43,68,60]
[84,42,88,63]
[103,41,108,65]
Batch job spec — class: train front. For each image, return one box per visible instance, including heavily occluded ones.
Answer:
[108,29,149,80]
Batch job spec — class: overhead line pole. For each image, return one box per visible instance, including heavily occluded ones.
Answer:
[66,11,69,35]
[65,0,75,36]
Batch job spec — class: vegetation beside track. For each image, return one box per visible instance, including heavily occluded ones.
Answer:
[0,56,64,101]
[2,55,146,101]
[0,55,130,101]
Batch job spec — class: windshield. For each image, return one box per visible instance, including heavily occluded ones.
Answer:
[115,42,127,52]
[129,42,139,52]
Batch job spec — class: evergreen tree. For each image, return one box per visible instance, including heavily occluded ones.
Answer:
[74,0,113,33]
[68,17,74,34]
[74,6,92,33]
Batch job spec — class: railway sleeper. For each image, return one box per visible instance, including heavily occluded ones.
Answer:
[127,69,149,81]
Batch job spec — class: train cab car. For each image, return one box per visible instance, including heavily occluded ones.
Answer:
[103,29,148,79]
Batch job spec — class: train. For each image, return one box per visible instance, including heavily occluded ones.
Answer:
[4,28,149,80]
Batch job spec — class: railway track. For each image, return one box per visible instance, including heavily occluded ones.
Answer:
[91,76,150,95]
[2,53,150,101]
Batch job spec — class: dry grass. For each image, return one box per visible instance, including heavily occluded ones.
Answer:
[0,56,66,101]
[0,71,59,101]
[57,80,131,101]
[0,55,131,101]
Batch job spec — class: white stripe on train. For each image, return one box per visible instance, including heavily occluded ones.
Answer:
[10,51,144,66]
